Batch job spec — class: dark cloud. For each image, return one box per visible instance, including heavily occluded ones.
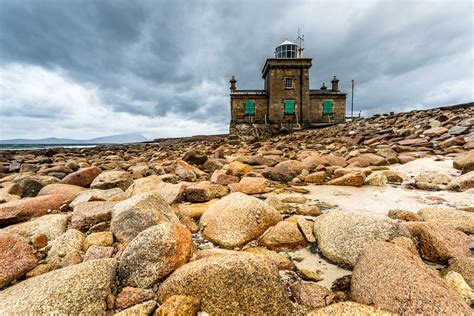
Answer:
[0,0,472,139]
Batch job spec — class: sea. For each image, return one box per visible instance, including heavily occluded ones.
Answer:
[0,144,100,151]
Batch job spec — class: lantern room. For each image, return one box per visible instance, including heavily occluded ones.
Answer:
[274,39,298,59]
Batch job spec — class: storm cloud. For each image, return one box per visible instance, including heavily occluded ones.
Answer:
[0,0,472,139]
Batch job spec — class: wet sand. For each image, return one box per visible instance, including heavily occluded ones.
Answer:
[268,156,473,289]
[279,156,472,217]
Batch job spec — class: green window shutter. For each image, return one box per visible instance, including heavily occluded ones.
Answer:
[284,100,295,114]
[323,101,333,115]
[244,101,255,115]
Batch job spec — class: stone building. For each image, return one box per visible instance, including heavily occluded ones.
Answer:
[229,38,346,135]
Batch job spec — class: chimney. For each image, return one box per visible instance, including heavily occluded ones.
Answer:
[230,75,237,93]
[331,75,339,92]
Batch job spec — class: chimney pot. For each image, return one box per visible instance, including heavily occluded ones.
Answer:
[331,75,339,92]
[230,75,237,92]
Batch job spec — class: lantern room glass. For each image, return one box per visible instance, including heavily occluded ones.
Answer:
[275,44,297,59]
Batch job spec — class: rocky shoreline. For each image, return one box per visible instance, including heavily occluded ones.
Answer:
[0,105,473,314]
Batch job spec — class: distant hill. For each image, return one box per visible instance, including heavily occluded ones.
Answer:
[0,133,148,144]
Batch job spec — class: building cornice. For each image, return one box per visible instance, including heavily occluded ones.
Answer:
[262,58,313,78]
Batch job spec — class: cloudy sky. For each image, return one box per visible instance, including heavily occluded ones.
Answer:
[0,0,472,140]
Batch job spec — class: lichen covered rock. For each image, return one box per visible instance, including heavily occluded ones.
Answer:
[200,192,282,249]
[158,253,292,314]
[118,222,193,288]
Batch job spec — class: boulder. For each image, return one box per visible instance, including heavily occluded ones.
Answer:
[193,248,242,260]
[69,188,125,208]
[447,171,474,192]
[185,182,228,202]
[403,222,470,263]
[83,245,114,261]
[177,199,218,219]
[364,171,387,186]
[328,172,365,187]
[37,183,86,199]
[20,163,40,173]
[309,302,395,315]
[359,153,388,166]
[115,287,156,310]
[304,171,326,184]
[0,194,71,227]
[65,160,80,172]
[228,176,269,194]
[158,253,292,314]
[124,175,162,197]
[390,236,418,255]
[200,192,282,249]
[0,232,37,289]
[245,154,279,167]
[115,300,156,316]
[70,201,115,232]
[398,155,416,164]
[414,172,451,190]
[301,153,327,171]
[173,160,197,181]
[0,213,68,242]
[83,231,113,250]
[182,150,208,165]
[447,257,474,288]
[323,154,348,167]
[258,221,308,251]
[351,241,471,315]
[155,182,189,204]
[118,223,193,288]
[90,170,133,191]
[388,209,423,222]
[226,161,252,177]
[29,229,85,275]
[333,167,371,178]
[314,210,408,268]
[450,125,470,136]
[111,192,179,244]
[439,136,465,148]
[417,207,474,234]
[210,170,239,185]
[129,164,150,179]
[381,170,403,184]
[377,148,399,164]
[290,282,335,309]
[155,295,200,316]
[195,247,294,271]
[243,246,295,270]
[0,192,20,204]
[297,217,316,242]
[423,126,448,137]
[202,158,224,173]
[12,174,60,198]
[461,162,474,174]
[443,271,474,306]
[453,150,474,171]
[347,156,371,167]
[0,259,117,314]
[262,160,304,182]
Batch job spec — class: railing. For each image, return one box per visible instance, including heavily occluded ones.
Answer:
[231,90,267,95]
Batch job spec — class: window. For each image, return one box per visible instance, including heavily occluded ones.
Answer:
[244,101,255,115]
[323,100,333,115]
[284,77,293,89]
[284,99,295,115]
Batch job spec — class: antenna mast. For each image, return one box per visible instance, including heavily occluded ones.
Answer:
[296,28,304,58]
